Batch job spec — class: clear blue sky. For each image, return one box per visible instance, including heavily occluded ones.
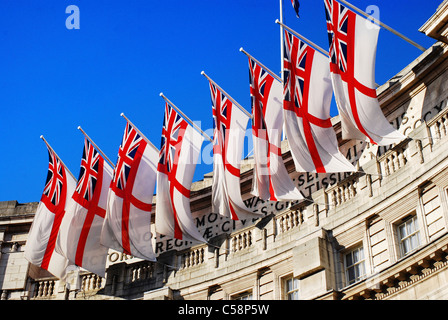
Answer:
[0,0,440,203]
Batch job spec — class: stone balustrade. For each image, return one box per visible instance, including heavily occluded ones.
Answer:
[33,279,56,299]
[178,246,206,269]
[327,177,358,208]
[276,208,303,234]
[231,229,253,253]
[429,109,448,141]
[127,262,154,283]
[81,273,103,291]
[379,143,408,176]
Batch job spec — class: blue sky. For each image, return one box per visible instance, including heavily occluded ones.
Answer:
[0,0,440,203]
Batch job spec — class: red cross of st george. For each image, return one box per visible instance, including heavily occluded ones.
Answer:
[284,35,333,173]
[328,3,377,144]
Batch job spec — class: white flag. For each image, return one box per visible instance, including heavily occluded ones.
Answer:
[325,0,405,146]
[155,103,205,242]
[283,29,356,173]
[56,138,112,277]
[208,81,259,220]
[248,57,304,201]
[101,122,157,261]
[25,144,76,279]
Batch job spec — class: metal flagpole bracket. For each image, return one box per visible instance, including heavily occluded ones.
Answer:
[159,92,213,143]
[207,242,230,253]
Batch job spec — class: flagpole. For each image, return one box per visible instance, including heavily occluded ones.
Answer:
[276,19,330,58]
[120,113,160,153]
[279,0,287,141]
[278,20,386,89]
[77,126,115,168]
[239,47,282,145]
[159,93,213,143]
[240,47,282,83]
[279,0,285,80]
[40,135,77,182]
[336,0,426,52]
[200,71,253,119]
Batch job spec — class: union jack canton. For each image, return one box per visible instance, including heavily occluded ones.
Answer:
[74,139,102,203]
[111,122,144,194]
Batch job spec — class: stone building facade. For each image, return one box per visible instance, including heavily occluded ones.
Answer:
[2,1,448,301]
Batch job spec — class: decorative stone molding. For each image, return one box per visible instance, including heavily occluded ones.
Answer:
[343,241,448,300]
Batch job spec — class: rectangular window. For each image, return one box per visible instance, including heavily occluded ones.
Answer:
[398,216,420,256]
[232,291,252,300]
[344,246,366,285]
[284,277,299,300]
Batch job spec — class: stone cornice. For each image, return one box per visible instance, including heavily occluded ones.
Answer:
[339,232,448,300]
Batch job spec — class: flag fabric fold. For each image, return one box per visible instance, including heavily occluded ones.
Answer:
[56,138,112,277]
[25,145,76,279]
[208,81,258,221]
[283,29,356,174]
[101,122,157,261]
[155,103,205,243]
[248,57,304,201]
[324,0,405,146]
[291,0,300,18]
